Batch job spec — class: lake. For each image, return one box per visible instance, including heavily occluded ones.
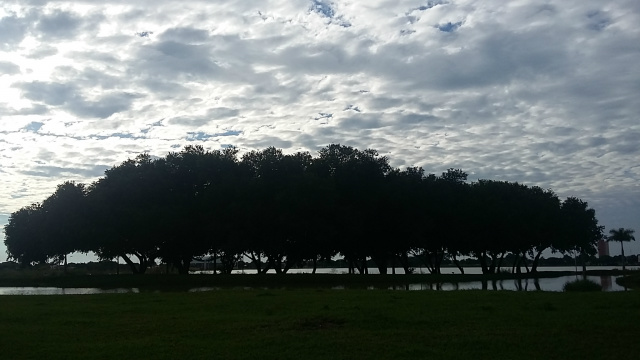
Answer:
[226,265,638,275]
[0,266,633,295]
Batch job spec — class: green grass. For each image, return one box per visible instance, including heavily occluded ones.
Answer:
[0,289,638,360]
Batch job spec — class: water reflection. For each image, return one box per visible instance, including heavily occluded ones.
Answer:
[382,276,627,292]
[0,275,629,295]
[0,287,140,295]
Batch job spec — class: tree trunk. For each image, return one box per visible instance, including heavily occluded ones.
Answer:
[399,252,410,274]
[621,241,626,271]
[134,253,150,274]
[120,254,140,274]
[496,253,505,272]
[422,253,435,274]
[452,254,465,274]
[522,253,530,273]
[373,255,388,275]
[434,250,444,275]
[530,250,543,274]
[248,252,262,274]
[488,253,497,274]
[283,257,295,274]
[312,257,317,274]
[478,252,489,274]
[176,256,191,275]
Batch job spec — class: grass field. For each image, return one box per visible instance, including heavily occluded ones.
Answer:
[0,288,638,360]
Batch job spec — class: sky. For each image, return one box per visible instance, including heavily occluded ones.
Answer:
[1,0,639,262]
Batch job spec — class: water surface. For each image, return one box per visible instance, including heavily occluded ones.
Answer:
[0,274,630,295]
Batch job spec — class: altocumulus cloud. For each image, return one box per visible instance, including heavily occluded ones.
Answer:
[0,0,639,259]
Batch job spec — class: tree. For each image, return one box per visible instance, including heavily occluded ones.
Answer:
[40,181,90,271]
[160,145,240,274]
[556,198,603,273]
[87,154,165,274]
[607,228,635,271]
[3,204,48,267]
[315,144,391,274]
[3,144,611,277]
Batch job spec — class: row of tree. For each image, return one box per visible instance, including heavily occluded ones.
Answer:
[4,144,607,275]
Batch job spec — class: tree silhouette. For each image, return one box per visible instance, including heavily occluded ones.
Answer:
[3,144,609,276]
[87,154,165,273]
[40,181,90,272]
[4,203,48,267]
[607,228,635,271]
[556,197,603,272]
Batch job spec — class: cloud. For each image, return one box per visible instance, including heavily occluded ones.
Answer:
[25,45,58,59]
[13,81,139,118]
[15,81,76,106]
[0,12,31,50]
[0,0,639,260]
[35,9,83,39]
[21,164,109,178]
[0,61,20,75]
[168,107,240,127]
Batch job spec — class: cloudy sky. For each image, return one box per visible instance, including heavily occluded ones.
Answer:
[1,0,639,261]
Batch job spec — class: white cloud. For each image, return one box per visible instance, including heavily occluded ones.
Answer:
[1,0,639,259]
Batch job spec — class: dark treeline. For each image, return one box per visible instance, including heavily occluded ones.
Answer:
[3,144,604,275]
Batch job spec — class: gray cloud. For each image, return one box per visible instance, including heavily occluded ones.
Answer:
[25,45,58,59]
[168,107,239,127]
[160,27,210,43]
[0,61,20,75]
[0,13,31,50]
[0,0,639,259]
[15,81,77,106]
[14,81,139,118]
[35,9,83,39]
[21,164,109,178]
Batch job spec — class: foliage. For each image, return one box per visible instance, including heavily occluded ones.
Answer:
[562,278,602,292]
[3,144,607,275]
[616,273,640,289]
[607,228,636,271]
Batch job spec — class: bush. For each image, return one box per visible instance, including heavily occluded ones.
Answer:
[563,278,602,292]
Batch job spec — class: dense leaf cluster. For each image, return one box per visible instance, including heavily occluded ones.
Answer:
[4,144,604,274]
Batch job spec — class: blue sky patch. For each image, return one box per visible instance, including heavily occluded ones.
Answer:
[314,112,333,120]
[186,130,242,141]
[311,0,335,19]
[416,1,445,11]
[437,21,462,32]
[23,121,44,133]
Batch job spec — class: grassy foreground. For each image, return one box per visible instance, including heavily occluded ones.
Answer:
[0,290,638,360]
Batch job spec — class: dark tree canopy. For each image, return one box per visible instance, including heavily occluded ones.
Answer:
[4,144,606,274]
[607,228,635,271]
